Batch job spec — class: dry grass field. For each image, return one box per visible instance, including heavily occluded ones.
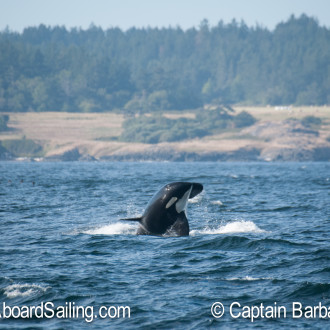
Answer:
[235,105,330,122]
[1,112,123,141]
[0,106,329,160]
[0,112,124,157]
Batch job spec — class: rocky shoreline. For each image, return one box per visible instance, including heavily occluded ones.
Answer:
[99,146,330,162]
[2,145,330,162]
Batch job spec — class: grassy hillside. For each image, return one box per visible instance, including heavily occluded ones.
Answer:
[0,106,329,161]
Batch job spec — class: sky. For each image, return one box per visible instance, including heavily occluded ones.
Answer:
[1,0,330,32]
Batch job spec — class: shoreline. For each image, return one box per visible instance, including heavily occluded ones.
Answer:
[1,107,330,162]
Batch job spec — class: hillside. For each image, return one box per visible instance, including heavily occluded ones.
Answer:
[1,106,329,161]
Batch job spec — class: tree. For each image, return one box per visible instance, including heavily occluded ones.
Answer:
[0,15,329,112]
[0,114,9,131]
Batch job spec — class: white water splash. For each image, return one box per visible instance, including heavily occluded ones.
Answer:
[188,192,204,204]
[211,200,223,206]
[227,276,273,281]
[82,220,265,236]
[4,284,48,298]
[191,220,266,235]
[83,222,137,235]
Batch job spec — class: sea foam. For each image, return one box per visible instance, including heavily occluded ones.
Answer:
[83,222,137,235]
[227,276,273,281]
[191,220,266,235]
[188,192,204,204]
[4,284,48,298]
[211,200,223,206]
[83,220,265,236]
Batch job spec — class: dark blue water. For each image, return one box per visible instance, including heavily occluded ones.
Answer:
[1,162,329,329]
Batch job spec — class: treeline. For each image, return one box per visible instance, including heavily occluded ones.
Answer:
[0,14,329,112]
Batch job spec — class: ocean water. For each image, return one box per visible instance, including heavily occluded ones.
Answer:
[0,162,329,329]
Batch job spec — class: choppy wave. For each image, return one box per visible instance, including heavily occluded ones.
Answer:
[191,220,266,235]
[227,276,273,281]
[3,284,48,299]
[83,222,137,235]
[211,200,223,206]
[286,282,330,299]
[82,220,265,236]
[188,192,204,204]
[2,162,329,329]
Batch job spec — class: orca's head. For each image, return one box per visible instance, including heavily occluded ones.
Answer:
[162,182,203,214]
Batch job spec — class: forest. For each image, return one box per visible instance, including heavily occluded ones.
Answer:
[0,14,329,113]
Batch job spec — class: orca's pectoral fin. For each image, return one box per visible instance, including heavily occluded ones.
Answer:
[120,217,142,222]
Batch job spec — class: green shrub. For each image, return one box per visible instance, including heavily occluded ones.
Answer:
[0,115,9,131]
[301,115,322,128]
[233,111,257,128]
[120,109,257,143]
[1,138,43,157]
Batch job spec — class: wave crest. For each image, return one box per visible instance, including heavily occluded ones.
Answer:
[83,222,137,235]
[227,276,273,281]
[4,284,48,298]
[82,220,265,236]
[211,200,223,206]
[191,220,266,235]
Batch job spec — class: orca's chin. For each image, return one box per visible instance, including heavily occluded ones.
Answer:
[190,183,203,199]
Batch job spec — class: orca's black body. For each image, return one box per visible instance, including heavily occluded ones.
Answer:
[122,182,203,236]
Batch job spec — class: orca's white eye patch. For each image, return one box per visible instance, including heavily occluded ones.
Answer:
[166,197,178,209]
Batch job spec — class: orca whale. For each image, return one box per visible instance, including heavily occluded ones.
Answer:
[122,182,203,236]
